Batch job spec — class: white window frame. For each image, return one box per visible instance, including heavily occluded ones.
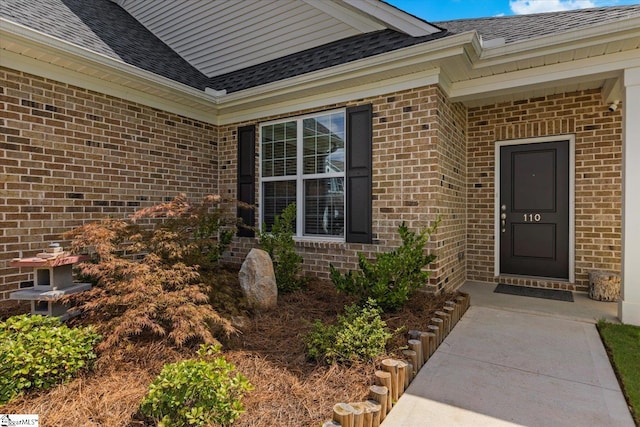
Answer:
[259,108,346,241]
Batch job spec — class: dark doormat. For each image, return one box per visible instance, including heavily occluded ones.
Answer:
[494,283,574,302]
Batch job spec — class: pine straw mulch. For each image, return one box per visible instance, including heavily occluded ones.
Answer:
[2,276,455,427]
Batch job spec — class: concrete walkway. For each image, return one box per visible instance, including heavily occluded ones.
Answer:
[381,282,634,427]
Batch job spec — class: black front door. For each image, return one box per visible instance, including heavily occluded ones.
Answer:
[500,141,569,279]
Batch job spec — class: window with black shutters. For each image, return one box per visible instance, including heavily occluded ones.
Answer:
[243,105,371,243]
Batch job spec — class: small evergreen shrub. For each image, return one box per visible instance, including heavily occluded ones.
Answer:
[140,344,253,427]
[305,300,392,365]
[330,220,439,312]
[258,203,306,293]
[0,314,101,404]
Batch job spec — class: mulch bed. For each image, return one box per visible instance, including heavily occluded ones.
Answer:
[2,271,454,426]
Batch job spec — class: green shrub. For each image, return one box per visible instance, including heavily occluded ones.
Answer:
[330,220,439,311]
[258,203,306,293]
[0,314,101,404]
[140,344,253,427]
[305,300,392,365]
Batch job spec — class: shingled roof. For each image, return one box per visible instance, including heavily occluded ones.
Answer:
[206,29,450,93]
[436,5,640,44]
[2,0,639,94]
[1,0,210,89]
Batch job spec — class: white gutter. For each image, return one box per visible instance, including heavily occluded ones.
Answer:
[450,49,640,102]
[0,18,223,105]
[218,31,478,106]
[2,12,639,124]
[477,15,640,66]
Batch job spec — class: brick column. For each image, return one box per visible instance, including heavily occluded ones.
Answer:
[620,67,640,325]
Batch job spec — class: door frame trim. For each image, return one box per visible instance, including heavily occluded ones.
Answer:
[494,135,575,283]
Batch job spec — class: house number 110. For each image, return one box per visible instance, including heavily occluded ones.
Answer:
[523,213,542,222]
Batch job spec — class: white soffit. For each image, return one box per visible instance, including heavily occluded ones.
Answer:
[116,0,425,78]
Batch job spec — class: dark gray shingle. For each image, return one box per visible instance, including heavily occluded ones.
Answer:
[435,5,640,44]
[1,0,210,89]
[207,29,450,93]
[2,1,639,93]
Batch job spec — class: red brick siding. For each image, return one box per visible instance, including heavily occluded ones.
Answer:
[467,89,622,291]
[219,85,467,293]
[0,67,218,301]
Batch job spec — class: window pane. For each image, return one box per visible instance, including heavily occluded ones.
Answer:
[304,178,344,237]
[261,111,345,239]
[302,113,345,175]
[262,180,296,231]
[261,121,296,177]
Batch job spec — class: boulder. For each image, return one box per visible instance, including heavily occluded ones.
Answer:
[239,248,277,309]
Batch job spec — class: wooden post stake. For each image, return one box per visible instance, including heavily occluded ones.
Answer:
[419,331,431,362]
[425,331,437,357]
[402,349,418,378]
[427,325,440,349]
[350,402,366,427]
[444,301,458,324]
[406,362,414,385]
[435,311,451,335]
[365,400,381,427]
[443,305,456,328]
[381,359,400,403]
[457,292,470,312]
[333,403,355,427]
[407,329,421,340]
[369,385,388,420]
[408,339,423,368]
[430,318,444,345]
[396,360,407,396]
[374,370,393,410]
[323,421,341,427]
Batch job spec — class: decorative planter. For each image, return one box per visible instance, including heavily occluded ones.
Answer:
[588,271,620,302]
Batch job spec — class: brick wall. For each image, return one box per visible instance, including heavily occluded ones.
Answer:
[3,66,615,304]
[433,87,467,291]
[220,85,467,293]
[0,67,219,302]
[467,89,622,291]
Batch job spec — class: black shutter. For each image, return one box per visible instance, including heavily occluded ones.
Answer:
[346,104,372,243]
[237,125,255,237]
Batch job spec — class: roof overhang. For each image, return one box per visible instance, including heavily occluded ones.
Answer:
[0,18,220,124]
[1,14,639,126]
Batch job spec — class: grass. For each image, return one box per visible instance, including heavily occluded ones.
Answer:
[597,320,640,425]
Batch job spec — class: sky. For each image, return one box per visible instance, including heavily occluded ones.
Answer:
[385,0,640,21]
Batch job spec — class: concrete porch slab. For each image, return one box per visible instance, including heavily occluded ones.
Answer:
[460,281,619,323]
[381,306,633,427]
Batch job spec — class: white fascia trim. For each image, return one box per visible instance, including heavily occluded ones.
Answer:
[1,49,218,124]
[218,68,441,124]
[0,19,221,103]
[219,32,476,107]
[449,49,640,102]
[478,16,640,67]
[341,0,441,36]
[302,0,386,33]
